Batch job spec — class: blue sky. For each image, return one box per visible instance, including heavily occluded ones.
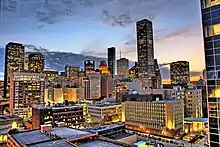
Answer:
[0,0,204,72]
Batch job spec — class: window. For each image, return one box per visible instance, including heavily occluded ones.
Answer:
[205,24,220,37]
[203,0,220,9]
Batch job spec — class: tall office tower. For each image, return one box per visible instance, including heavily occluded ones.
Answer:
[85,72,101,100]
[108,47,116,77]
[201,1,220,146]
[153,59,162,88]
[43,69,59,87]
[98,60,110,75]
[117,58,129,77]
[10,72,45,120]
[129,62,138,79]
[170,61,190,85]
[101,74,113,97]
[65,65,80,80]
[136,19,155,88]
[84,60,95,73]
[4,42,25,98]
[24,53,44,73]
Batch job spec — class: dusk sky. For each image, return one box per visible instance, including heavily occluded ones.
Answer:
[0,0,204,77]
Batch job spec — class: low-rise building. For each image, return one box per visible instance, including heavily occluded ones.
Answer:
[87,103,122,124]
[184,89,203,118]
[125,99,184,138]
[0,115,23,145]
[32,103,84,129]
[7,125,133,147]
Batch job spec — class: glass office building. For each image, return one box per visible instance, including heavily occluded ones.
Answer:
[201,0,220,146]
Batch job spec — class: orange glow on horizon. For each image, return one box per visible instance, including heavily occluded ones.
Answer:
[162,76,201,84]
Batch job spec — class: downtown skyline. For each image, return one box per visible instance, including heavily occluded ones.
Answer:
[0,0,204,82]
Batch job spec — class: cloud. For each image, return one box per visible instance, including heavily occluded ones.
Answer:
[0,0,193,28]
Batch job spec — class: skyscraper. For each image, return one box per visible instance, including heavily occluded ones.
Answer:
[25,53,44,73]
[10,72,45,120]
[117,58,129,77]
[170,61,190,85]
[84,60,95,73]
[153,59,162,88]
[136,19,155,88]
[108,47,116,77]
[201,1,220,146]
[4,42,25,98]
[65,65,80,80]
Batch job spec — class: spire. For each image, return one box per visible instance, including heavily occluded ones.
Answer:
[120,51,121,59]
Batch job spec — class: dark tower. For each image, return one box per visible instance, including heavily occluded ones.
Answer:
[108,47,116,78]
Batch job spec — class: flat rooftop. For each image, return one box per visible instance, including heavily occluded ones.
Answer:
[11,127,92,146]
[78,139,123,147]
[88,103,121,107]
[28,139,73,147]
[0,115,23,123]
[184,117,208,123]
[88,124,125,133]
[157,99,181,103]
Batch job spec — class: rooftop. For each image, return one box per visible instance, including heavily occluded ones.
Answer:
[28,139,72,147]
[184,117,208,123]
[88,124,125,133]
[78,139,123,147]
[10,127,92,146]
[88,103,121,107]
[0,115,23,123]
[157,99,182,103]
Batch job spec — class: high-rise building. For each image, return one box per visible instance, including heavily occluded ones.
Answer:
[101,74,113,97]
[129,62,138,79]
[136,19,155,88]
[43,69,59,87]
[65,65,80,80]
[201,1,220,146]
[24,53,44,73]
[153,59,162,88]
[108,47,116,77]
[85,72,101,100]
[117,58,129,77]
[84,60,95,73]
[10,72,45,120]
[4,42,25,98]
[170,61,190,85]
[98,60,110,75]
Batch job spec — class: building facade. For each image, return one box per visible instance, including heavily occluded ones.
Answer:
[84,60,95,73]
[32,104,84,129]
[86,72,101,100]
[4,42,25,98]
[136,19,155,88]
[184,89,203,118]
[87,103,122,124]
[24,53,44,73]
[65,65,80,80]
[125,99,184,138]
[117,58,129,77]
[101,74,113,98]
[108,47,116,77]
[10,72,45,120]
[170,61,190,85]
[201,1,220,146]
[153,59,162,88]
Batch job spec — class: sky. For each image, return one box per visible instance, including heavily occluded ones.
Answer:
[0,0,205,81]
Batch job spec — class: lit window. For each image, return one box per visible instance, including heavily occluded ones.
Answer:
[203,0,220,8]
[205,24,220,37]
